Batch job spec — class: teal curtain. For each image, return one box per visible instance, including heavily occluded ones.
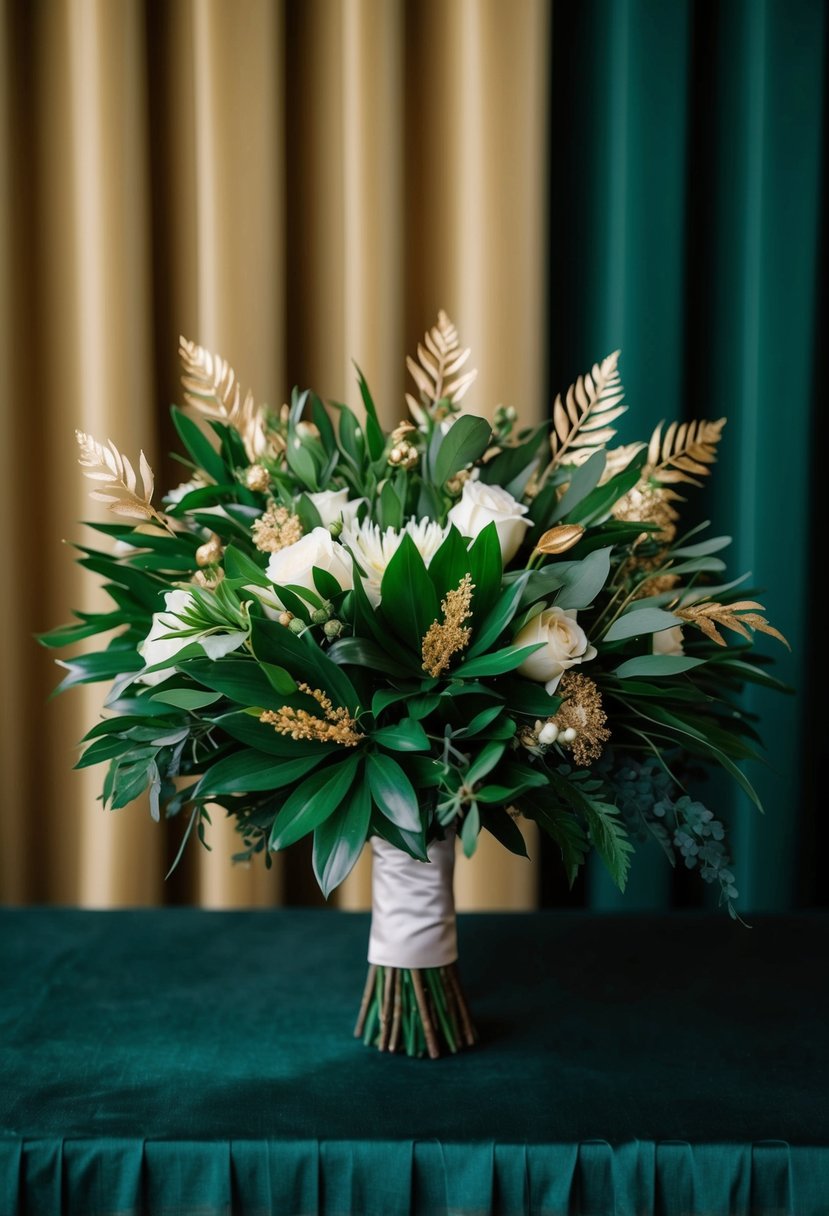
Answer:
[546,0,826,912]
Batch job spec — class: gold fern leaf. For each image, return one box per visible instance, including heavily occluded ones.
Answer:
[549,351,627,469]
[75,431,165,526]
[677,599,789,649]
[405,310,478,418]
[646,417,726,487]
[178,337,275,463]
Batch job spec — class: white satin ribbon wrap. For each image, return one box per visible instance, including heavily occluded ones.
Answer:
[367,834,458,969]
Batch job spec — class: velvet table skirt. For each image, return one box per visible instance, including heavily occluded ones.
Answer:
[1,908,827,1215]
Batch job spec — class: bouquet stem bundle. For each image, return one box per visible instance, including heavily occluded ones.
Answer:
[354,963,476,1059]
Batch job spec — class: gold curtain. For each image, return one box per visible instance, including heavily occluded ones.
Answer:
[0,0,549,911]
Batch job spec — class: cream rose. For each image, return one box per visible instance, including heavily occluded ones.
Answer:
[447,478,530,563]
[307,488,364,529]
[514,606,597,694]
[652,625,684,656]
[266,526,354,596]
[137,589,247,685]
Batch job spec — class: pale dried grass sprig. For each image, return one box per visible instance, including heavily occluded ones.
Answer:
[260,683,362,746]
[421,574,475,678]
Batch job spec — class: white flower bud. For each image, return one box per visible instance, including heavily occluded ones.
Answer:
[561,726,578,743]
[538,722,559,746]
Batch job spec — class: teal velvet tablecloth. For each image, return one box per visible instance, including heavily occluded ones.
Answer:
[1,909,828,1216]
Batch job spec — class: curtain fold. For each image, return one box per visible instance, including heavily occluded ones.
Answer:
[1,0,824,912]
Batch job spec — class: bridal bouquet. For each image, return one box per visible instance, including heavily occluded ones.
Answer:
[42,312,786,1058]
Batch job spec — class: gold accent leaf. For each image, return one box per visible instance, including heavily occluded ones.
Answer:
[75,430,164,525]
[646,417,726,487]
[677,599,789,649]
[406,310,478,417]
[178,337,274,464]
[549,351,627,469]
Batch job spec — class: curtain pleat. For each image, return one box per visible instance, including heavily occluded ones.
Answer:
[1,0,824,912]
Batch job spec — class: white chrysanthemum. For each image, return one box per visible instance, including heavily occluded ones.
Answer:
[341,517,448,606]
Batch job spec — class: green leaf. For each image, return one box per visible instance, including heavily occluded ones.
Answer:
[555,548,612,611]
[250,616,360,711]
[379,533,439,650]
[171,406,228,484]
[149,688,222,710]
[327,637,413,678]
[223,545,270,586]
[671,535,732,558]
[285,430,321,491]
[467,573,529,658]
[495,678,562,718]
[426,525,471,601]
[480,808,529,857]
[433,415,492,485]
[379,479,404,529]
[366,753,421,831]
[545,771,632,892]
[371,718,431,752]
[213,710,329,757]
[466,741,506,787]
[460,803,481,857]
[603,608,682,642]
[479,426,547,494]
[466,522,504,621]
[184,657,286,708]
[371,815,428,862]
[614,654,705,678]
[565,451,646,527]
[551,450,607,521]
[454,704,507,739]
[457,642,544,679]
[194,748,321,797]
[312,779,372,898]
[354,364,386,461]
[269,755,361,850]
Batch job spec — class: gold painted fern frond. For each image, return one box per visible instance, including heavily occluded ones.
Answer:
[178,337,273,463]
[646,417,726,487]
[406,310,477,418]
[75,431,165,525]
[677,599,789,649]
[549,351,627,469]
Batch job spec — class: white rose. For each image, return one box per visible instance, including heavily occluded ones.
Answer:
[652,625,684,656]
[307,488,364,529]
[447,478,530,563]
[514,606,597,694]
[266,526,354,596]
[340,517,448,606]
[137,589,246,685]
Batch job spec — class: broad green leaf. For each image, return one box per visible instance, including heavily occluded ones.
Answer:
[456,642,544,679]
[223,545,270,585]
[479,427,547,492]
[269,755,361,850]
[195,748,320,797]
[466,741,506,787]
[354,364,386,461]
[371,814,428,861]
[466,522,504,621]
[327,637,413,678]
[371,718,431,751]
[149,688,222,710]
[555,548,612,610]
[213,710,328,757]
[603,608,682,642]
[366,753,421,832]
[551,450,607,521]
[378,533,439,650]
[250,616,360,711]
[171,406,228,484]
[312,780,372,898]
[614,654,705,678]
[426,525,471,601]
[433,415,492,485]
[671,535,732,558]
[480,808,529,857]
[184,657,285,708]
[467,573,529,658]
[261,663,298,696]
[460,803,480,857]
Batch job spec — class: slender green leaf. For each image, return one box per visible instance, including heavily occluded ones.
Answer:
[312,779,372,898]
[269,755,361,850]
[366,753,421,831]
[434,415,492,485]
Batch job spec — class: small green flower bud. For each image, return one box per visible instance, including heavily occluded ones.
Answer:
[323,619,344,639]
[311,607,329,626]
[328,520,343,539]
[288,617,305,635]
